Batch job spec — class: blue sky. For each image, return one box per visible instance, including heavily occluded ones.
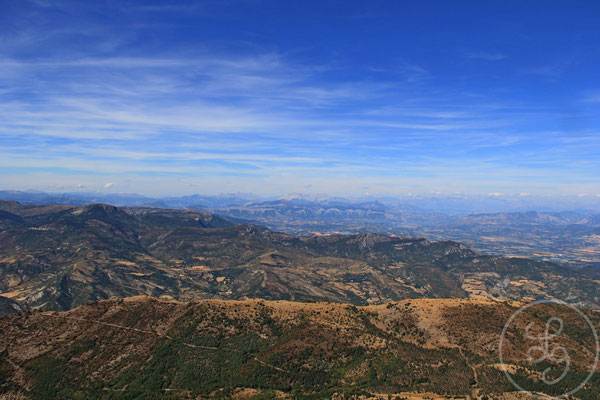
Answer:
[1,0,600,198]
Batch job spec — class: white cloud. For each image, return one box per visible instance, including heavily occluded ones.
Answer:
[1,33,599,197]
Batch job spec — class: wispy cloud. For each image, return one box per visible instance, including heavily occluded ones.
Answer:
[465,51,507,61]
[582,92,600,103]
[521,60,577,79]
[0,1,599,197]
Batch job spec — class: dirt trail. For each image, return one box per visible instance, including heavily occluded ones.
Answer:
[39,312,288,372]
[457,346,484,399]
[40,312,220,350]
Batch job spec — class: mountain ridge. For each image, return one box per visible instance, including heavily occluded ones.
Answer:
[1,201,599,314]
[1,295,598,399]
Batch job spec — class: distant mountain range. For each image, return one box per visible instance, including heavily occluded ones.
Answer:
[2,189,599,213]
[1,190,599,268]
[1,200,599,315]
[0,190,261,209]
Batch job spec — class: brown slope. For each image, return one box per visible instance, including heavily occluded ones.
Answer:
[0,297,598,399]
